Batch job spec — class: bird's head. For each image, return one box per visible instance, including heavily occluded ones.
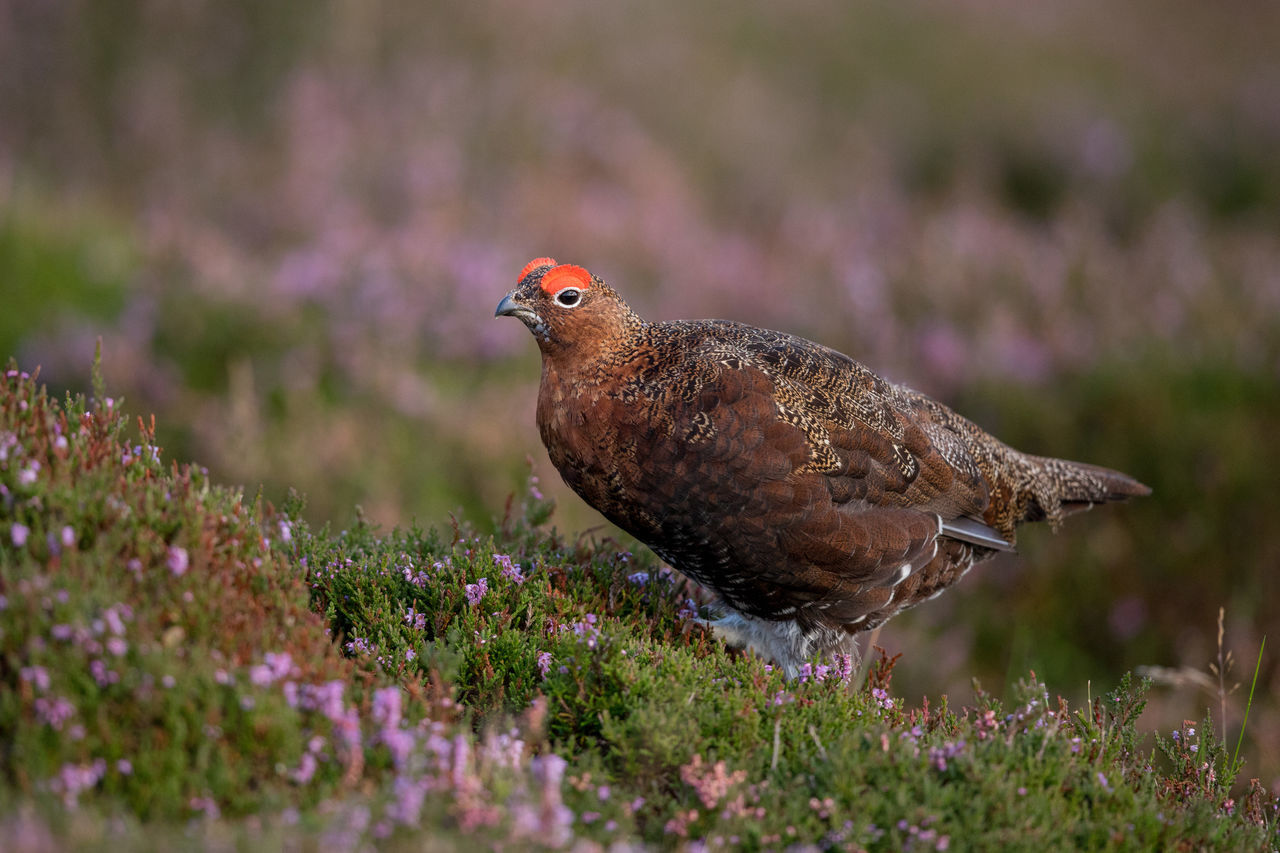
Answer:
[495,258,640,359]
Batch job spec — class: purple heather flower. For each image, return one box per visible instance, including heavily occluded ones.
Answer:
[35,696,75,730]
[11,523,30,547]
[18,461,39,486]
[54,760,105,808]
[465,577,488,605]
[372,687,402,728]
[389,775,429,826]
[293,752,317,785]
[103,606,127,636]
[21,665,51,691]
[537,650,553,678]
[627,571,650,585]
[90,659,119,687]
[494,554,525,583]
[167,546,189,576]
[383,727,415,768]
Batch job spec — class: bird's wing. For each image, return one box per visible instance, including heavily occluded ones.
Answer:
[699,322,996,525]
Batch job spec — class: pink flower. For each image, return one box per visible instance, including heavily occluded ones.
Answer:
[167,546,189,576]
[11,523,29,547]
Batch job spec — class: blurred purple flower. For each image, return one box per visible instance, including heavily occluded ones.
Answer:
[293,752,317,785]
[536,650,552,678]
[389,775,429,826]
[372,686,402,728]
[528,753,574,848]
[90,659,119,687]
[20,665,50,691]
[167,546,189,576]
[53,760,105,809]
[10,523,29,547]
[383,727,415,768]
[35,696,75,730]
[249,652,295,687]
[929,740,967,772]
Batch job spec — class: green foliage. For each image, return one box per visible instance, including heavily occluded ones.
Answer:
[0,363,353,819]
[0,209,130,363]
[937,356,1280,691]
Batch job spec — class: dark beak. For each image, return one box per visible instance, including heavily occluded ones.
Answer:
[494,293,520,318]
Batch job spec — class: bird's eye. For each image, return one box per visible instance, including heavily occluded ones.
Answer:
[556,288,581,307]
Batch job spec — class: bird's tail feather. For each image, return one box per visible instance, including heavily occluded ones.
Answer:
[1032,455,1150,521]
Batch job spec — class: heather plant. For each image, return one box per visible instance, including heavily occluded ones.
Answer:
[3,365,1278,849]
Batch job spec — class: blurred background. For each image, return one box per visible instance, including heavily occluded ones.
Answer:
[2,0,1278,787]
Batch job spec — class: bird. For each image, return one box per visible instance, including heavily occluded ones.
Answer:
[495,258,1150,677]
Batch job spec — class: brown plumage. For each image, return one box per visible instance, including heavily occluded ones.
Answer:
[496,258,1150,676]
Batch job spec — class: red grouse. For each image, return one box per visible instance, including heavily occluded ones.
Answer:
[496,258,1149,676]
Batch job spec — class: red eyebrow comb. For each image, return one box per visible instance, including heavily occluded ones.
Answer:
[540,264,592,295]
[517,257,558,283]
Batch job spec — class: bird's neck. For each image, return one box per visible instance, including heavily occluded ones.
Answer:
[537,309,645,375]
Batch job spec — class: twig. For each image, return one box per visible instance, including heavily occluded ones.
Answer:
[808,724,828,761]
